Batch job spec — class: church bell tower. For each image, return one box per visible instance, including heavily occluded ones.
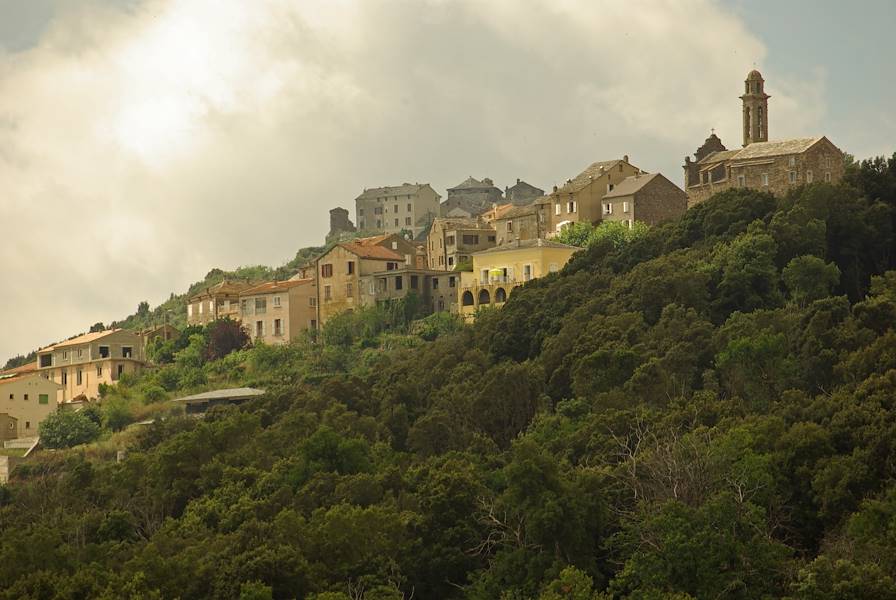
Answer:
[741,69,769,147]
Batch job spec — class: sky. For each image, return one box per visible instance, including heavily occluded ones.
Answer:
[1,0,894,363]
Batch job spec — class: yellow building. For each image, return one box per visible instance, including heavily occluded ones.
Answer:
[458,239,578,318]
[36,329,146,403]
[239,279,318,343]
[0,365,61,440]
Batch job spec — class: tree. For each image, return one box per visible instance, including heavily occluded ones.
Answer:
[206,318,250,361]
[88,322,106,333]
[39,410,101,449]
[783,255,841,306]
[103,400,134,432]
[556,222,595,247]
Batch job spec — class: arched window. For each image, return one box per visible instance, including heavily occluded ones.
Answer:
[478,289,491,305]
[462,291,475,306]
[495,288,507,303]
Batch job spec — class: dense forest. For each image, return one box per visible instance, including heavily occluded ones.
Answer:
[2,154,896,599]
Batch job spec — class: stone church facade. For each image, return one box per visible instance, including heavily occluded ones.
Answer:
[683,70,844,206]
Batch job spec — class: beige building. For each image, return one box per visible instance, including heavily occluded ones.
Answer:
[36,329,146,403]
[600,173,688,227]
[426,217,496,270]
[315,234,418,325]
[355,183,441,238]
[458,239,578,319]
[239,279,318,343]
[683,70,844,205]
[0,365,61,439]
[493,198,552,245]
[360,268,460,315]
[187,280,257,326]
[548,157,643,234]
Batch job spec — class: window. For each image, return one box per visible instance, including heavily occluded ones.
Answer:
[241,299,249,314]
[488,235,496,242]
[76,369,83,385]
[255,321,264,337]
[99,345,110,358]
[446,235,455,245]
[25,421,30,430]
[789,171,797,184]
[506,221,513,232]
[448,256,454,266]
[393,205,398,213]
[432,278,439,289]
[449,276,456,287]
[117,365,124,379]
[255,298,267,314]
[374,206,383,215]
[438,299,445,311]
[623,201,630,213]
[524,264,533,281]
[321,264,333,278]
[96,365,102,377]
[407,203,412,211]
[761,173,769,187]
[737,174,745,187]
[359,208,364,216]
[62,371,67,385]
[62,351,68,360]
[347,261,355,275]
[825,172,832,182]
[825,156,832,169]
[393,218,398,226]
[187,304,193,317]
[395,276,403,290]
[199,302,204,314]
[463,234,480,244]
[410,275,419,289]
[386,262,398,270]
[39,354,52,367]
[439,256,444,265]
[274,319,282,336]
[309,297,316,307]
[806,170,814,183]
[789,156,796,167]
[273,295,282,308]
[391,241,398,249]
[603,203,612,215]
[324,285,332,300]
[626,219,633,229]
[122,347,133,358]
[346,283,353,297]
[405,217,411,226]
[376,220,382,228]
[607,183,614,192]
[311,319,317,329]
[567,201,576,213]
[480,269,489,284]
[39,394,48,405]
[555,203,561,216]
[77,348,83,358]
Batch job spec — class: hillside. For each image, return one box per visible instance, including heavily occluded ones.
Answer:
[2,154,896,599]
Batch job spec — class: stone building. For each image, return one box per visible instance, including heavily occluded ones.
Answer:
[187,280,257,326]
[547,157,642,234]
[683,70,844,205]
[426,217,496,270]
[493,198,551,245]
[600,173,688,227]
[355,183,440,238]
[440,177,504,217]
[505,179,545,206]
[359,268,460,315]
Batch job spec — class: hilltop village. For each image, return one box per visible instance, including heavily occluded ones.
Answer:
[0,70,847,438]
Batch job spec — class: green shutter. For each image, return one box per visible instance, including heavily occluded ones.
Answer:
[39,394,49,405]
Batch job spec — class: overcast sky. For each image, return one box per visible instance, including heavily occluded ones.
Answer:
[1,0,894,363]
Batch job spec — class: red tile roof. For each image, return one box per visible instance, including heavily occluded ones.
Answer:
[339,242,404,261]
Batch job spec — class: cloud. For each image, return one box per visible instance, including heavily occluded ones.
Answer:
[0,0,827,362]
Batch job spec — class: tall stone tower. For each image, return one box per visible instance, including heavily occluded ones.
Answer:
[741,69,769,147]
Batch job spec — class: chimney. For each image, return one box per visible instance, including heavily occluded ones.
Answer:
[623,155,629,163]
[553,185,558,192]
[516,178,520,184]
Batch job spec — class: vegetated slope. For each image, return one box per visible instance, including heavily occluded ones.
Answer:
[2,155,896,599]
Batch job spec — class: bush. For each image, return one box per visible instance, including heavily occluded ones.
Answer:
[39,411,101,449]
[103,400,134,432]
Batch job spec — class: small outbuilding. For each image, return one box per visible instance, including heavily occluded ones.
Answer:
[171,387,266,415]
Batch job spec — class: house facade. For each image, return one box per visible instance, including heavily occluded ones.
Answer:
[683,70,845,206]
[359,268,460,315]
[440,177,504,217]
[505,179,545,206]
[36,329,146,403]
[547,157,643,234]
[239,279,318,344]
[426,217,497,271]
[315,234,417,325]
[187,280,257,326]
[0,366,61,439]
[492,198,551,245]
[599,173,688,227]
[355,183,441,238]
[458,239,578,319]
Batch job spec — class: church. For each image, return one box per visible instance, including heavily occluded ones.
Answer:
[683,70,844,206]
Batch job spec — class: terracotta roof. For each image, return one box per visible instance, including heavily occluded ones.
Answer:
[339,242,404,261]
[602,173,682,199]
[497,201,541,220]
[189,280,256,301]
[432,217,495,231]
[41,329,126,351]
[0,369,61,387]
[354,234,393,246]
[241,279,313,295]
[473,238,578,255]
[483,203,515,221]
[356,183,434,200]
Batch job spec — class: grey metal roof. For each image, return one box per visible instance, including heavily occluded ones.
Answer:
[356,183,432,200]
[473,238,578,255]
[172,387,266,403]
[603,173,677,199]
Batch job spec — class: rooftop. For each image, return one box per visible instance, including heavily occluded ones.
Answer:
[448,176,499,191]
[356,183,433,200]
[603,173,672,198]
[172,387,266,404]
[40,329,127,352]
[189,280,257,302]
[473,238,578,255]
[554,159,632,194]
[339,241,404,261]
[241,279,314,295]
